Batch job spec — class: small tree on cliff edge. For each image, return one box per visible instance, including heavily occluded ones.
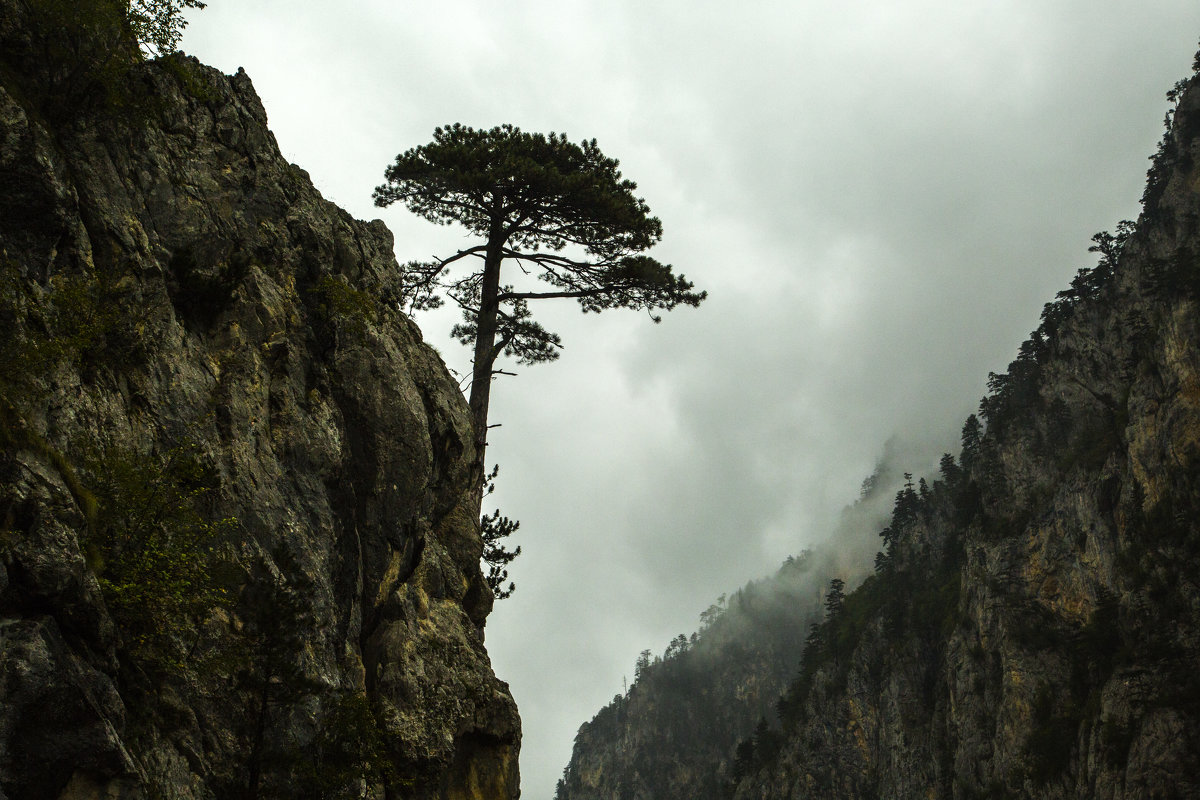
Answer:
[129,0,207,54]
[374,124,706,482]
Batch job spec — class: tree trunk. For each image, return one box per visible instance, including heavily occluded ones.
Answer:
[467,231,504,508]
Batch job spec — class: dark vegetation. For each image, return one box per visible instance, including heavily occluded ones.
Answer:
[80,439,231,670]
[9,0,204,123]
[555,554,826,800]
[220,554,396,799]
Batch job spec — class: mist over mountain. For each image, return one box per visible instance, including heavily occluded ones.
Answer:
[550,437,932,799]
[554,51,1200,800]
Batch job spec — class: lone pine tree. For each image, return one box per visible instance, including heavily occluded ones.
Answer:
[374,124,706,479]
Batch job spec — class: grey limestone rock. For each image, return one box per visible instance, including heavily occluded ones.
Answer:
[0,2,519,797]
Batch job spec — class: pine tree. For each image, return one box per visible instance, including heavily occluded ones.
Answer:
[961,415,983,473]
[374,125,706,490]
[824,578,846,618]
[480,465,520,600]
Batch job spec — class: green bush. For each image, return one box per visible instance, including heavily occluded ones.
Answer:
[0,261,146,399]
[308,275,378,339]
[17,0,206,121]
[83,440,231,669]
[20,0,137,119]
[128,0,207,56]
[296,691,396,799]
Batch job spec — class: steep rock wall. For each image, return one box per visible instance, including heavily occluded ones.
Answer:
[0,3,519,798]
[735,60,1200,800]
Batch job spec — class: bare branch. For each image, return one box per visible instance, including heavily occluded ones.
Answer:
[496,287,611,302]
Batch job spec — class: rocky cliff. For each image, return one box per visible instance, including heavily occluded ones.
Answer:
[0,2,519,797]
[558,52,1200,800]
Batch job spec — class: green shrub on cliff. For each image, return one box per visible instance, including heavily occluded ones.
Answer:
[0,261,146,400]
[295,691,396,799]
[128,0,207,55]
[31,0,205,56]
[83,440,231,668]
[308,274,379,340]
[15,0,206,120]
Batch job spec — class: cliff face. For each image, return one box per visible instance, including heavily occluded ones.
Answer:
[737,61,1200,800]
[558,58,1200,800]
[0,3,518,798]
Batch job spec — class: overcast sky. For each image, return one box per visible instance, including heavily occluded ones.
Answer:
[181,3,1199,796]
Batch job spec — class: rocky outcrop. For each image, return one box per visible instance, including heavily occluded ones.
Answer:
[0,2,519,797]
[559,55,1200,800]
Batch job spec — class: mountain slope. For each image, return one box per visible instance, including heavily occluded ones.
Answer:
[553,454,918,800]
[555,554,826,800]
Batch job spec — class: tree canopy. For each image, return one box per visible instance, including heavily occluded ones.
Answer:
[374,123,706,468]
[129,0,207,55]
